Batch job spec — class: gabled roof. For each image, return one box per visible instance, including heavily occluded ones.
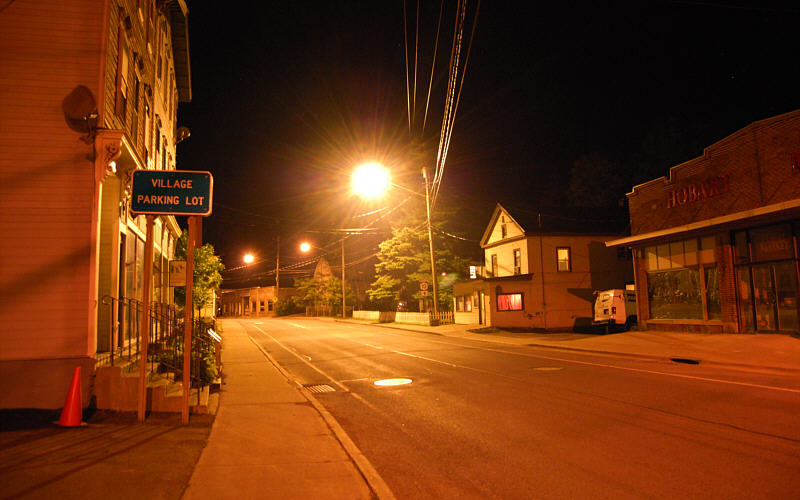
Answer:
[480,203,629,247]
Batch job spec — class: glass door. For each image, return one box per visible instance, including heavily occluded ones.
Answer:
[745,263,800,332]
[751,265,777,331]
[775,262,799,331]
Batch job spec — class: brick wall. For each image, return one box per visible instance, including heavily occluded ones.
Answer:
[628,110,800,235]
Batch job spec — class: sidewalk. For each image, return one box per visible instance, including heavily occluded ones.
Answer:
[182,319,383,500]
[337,318,800,374]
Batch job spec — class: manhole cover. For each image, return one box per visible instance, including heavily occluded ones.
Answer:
[374,378,413,387]
[304,384,336,393]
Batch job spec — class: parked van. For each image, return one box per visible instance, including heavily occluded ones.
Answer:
[593,288,637,332]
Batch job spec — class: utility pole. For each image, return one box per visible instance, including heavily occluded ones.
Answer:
[341,237,346,318]
[275,235,280,305]
[422,168,438,315]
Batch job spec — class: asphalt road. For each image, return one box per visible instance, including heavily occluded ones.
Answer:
[240,317,800,500]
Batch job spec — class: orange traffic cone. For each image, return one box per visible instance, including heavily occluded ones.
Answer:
[56,366,86,427]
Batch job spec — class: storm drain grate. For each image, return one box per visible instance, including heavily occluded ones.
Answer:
[304,384,336,394]
[670,357,701,365]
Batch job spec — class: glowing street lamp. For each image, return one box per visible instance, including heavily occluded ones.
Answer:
[243,253,254,264]
[349,163,440,315]
[299,242,312,253]
[351,162,391,200]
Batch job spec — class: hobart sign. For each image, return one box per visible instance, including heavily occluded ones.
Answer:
[130,170,213,216]
[665,173,730,209]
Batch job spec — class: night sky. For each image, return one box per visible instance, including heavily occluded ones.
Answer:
[176,1,800,282]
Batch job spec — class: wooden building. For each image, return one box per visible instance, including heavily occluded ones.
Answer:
[454,204,633,330]
[0,0,191,408]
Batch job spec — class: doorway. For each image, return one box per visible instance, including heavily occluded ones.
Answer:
[739,262,799,332]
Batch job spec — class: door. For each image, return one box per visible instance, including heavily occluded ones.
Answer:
[775,261,799,331]
[743,263,799,332]
[751,264,777,330]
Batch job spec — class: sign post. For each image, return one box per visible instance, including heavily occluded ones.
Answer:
[136,215,154,423]
[130,169,213,424]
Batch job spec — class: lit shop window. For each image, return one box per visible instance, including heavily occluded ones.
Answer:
[497,293,523,311]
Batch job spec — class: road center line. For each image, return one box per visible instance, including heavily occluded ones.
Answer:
[338,323,800,394]
[251,324,349,392]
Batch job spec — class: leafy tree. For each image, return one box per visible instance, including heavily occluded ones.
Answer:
[294,274,356,314]
[567,152,630,207]
[174,232,225,314]
[367,224,469,311]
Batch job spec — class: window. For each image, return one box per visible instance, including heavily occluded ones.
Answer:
[513,248,521,275]
[131,75,140,144]
[491,254,498,277]
[497,293,523,311]
[144,100,150,162]
[260,300,265,312]
[644,236,718,320]
[556,247,571,272]
[501,223,507,239]
[115,29,129,121]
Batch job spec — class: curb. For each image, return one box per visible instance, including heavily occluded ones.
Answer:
[248,337,397,500]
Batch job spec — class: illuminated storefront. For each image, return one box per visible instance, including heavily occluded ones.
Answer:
[609,110,800,333]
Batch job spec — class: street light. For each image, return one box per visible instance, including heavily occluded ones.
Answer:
[243,253,254,264]
[351,162,391,200]
[350,163,439,315]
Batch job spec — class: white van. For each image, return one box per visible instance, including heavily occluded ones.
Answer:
[593,288,637,332]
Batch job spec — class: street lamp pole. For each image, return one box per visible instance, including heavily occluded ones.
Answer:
[341,237,346,318]
[422,168,438,315]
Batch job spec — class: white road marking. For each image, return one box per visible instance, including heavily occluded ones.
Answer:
[288,322,308,329]
[251,324,349,392]
[335,322,800,394]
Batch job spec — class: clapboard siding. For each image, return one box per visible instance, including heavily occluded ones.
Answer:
[0,0,103,360]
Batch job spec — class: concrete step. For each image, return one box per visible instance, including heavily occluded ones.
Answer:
[95,362,209,414]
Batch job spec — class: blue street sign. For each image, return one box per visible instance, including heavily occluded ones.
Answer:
[130,170,213,216]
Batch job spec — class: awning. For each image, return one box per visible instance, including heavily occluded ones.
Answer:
[606,198,800,247]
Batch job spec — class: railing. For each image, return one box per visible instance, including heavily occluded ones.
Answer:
[430,311,454,325]
[99,296,218,388]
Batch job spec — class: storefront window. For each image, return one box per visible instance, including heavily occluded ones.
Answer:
[704,267,721,320]
[645,236,717,320]
[648,269,703,319]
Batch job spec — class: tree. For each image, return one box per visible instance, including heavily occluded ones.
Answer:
[293,257,356,316]
[174,232,224,314]
[367,224,469,311]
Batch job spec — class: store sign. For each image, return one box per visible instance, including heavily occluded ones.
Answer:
[131,170,213,216]
[169,260,186,287]
[665,173,730,209]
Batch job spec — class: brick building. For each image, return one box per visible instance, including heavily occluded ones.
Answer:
[608,110,800,333]
[0,0,191,408]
